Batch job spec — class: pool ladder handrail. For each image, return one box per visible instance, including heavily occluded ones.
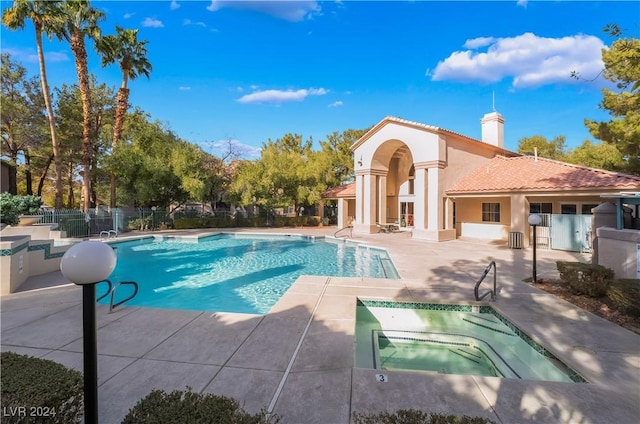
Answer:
[334,225,353,239]
[97,279,139,312]
[474,261,496,302]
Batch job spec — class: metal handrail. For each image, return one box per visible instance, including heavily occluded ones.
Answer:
[109,281,139,312]
[474,261,497,302]
[96,279,113,302]
[334,225,353,238]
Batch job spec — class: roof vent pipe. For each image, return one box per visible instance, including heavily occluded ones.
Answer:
[534,147,538,162]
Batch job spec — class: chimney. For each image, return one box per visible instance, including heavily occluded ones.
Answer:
[480,111,505,148]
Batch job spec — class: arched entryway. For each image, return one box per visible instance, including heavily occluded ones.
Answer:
[368,140,415,229]
[351,117,457,241]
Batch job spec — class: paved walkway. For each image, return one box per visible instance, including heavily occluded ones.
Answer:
[1,228,639,423]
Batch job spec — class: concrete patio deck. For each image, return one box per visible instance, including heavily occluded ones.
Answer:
[1,228,639,423]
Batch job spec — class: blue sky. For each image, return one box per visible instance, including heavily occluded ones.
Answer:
[2,1,639,159]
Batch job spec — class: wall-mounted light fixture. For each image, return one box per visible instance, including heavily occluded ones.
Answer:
[357,156,363,167]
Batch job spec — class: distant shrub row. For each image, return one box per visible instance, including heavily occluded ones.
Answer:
[174,215,322,229]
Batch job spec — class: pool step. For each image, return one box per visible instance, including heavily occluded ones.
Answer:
[463,316,516,336]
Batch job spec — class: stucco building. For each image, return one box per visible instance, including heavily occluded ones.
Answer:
[324,112,640,248]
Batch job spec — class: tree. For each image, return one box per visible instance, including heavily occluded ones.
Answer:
[584,24,640,175]
[54,0,105,211]
[97,26,152,208]
[316,128,369,187]
[54,78,115,207]
[108,111,191,208]
[1,53,47,195]
[517,135,566,160]
[564,139,625,171]
[229,134,312,214]
[2,0,65,207]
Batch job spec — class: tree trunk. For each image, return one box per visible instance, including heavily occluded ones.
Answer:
[36,153,54,198]
[71,30,93,212]
[110,86,130,209]
[34,25,63,208]
[24,150,33,195]
[67,160,75,207]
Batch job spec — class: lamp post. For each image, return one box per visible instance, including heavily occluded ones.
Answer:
[528,214,542,283]
[60,241,116,424]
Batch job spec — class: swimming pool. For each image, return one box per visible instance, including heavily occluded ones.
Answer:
[355,300,587,383]
[101,234,399,314]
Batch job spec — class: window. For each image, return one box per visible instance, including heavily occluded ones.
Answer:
[581,204,599,214]
[561,204,577,215]
[529,202,552,214]
[482,203,501,223]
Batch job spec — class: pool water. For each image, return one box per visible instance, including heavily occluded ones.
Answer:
[100,234,399,314]
[355,300,587,383]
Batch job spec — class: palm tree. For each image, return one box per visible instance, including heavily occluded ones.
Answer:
[97,26,152,209]
[54,0,104,212]
[2,0,65,208]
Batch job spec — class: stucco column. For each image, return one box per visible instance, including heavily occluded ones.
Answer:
[412,162,455,241]
[445,197,454,230]
[510,194,528,246]
[355,174,363,225]
[413,166,427,231]
[354,171,378,233]
[378,175,387,224]
[427,167,442,231]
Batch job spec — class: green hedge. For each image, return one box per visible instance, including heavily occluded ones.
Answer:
[0,352,83,423]
[352,409,496,424]
[606,279,640,316]
[556,261,614,298]
[121,388,278,424]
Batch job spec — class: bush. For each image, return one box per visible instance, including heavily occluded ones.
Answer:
[174,216,235,229]
[0,193,43,225]
[352,410,496,424]
[0,351,83,424]
[122,388,279,424]
[556,261,614,297]
[606,279,640,316]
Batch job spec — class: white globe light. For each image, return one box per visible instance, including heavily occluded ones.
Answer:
[60,241,117,285]
[528,214,542,226]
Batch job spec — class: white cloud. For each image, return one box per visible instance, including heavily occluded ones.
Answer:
[142,17,164,28]
[517,0,528,7]
[237,88,328,104]
[329,100,343,107]
[431,33,605,88]
[178,86,191,91]
[463,37,496,49]
[4,48,69,63]
[183,18,206,27]
[170,1,180,10]
[123,12,134,19]
[206,0,320,22]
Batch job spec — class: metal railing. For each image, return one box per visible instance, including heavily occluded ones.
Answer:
[109,281,139,313]
[95,279,139,312]
[474,261,497,302]
[334,225,353,238]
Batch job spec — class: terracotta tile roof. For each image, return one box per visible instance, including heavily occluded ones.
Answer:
[322,182,355,198]
[447,156,640,194]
